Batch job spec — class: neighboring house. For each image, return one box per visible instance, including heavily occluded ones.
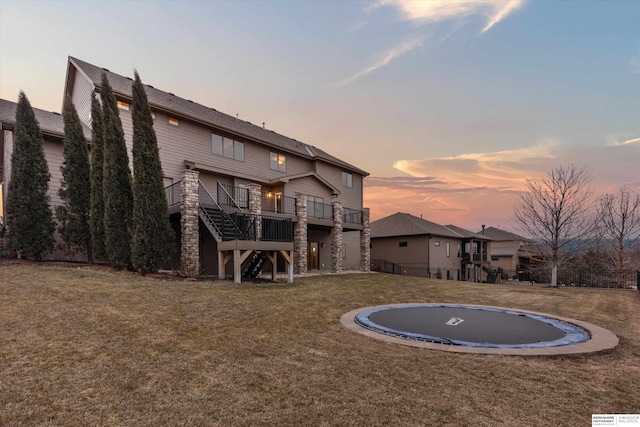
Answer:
[370,212,491,282]
[478,226,542,279]
[0,99,92,260]
[1,56,371,281]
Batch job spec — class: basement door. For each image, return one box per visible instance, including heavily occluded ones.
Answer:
[308,242,319,270]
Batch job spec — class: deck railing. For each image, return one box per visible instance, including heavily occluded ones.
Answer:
[261,193,297,215]
[343,207,363,225]
[227,212,293,242]
[164,181,181,207]
[308,201,333,220]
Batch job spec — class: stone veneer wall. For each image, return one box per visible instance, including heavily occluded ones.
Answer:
[331,202,343,273]
[360,208,371,272]
[294,194,307,275]
[180,169,200,277]
[247,183,262,240]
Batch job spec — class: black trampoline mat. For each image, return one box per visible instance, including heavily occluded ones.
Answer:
[368,306,567,345]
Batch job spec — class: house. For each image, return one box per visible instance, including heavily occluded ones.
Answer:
[370,212,491,282]
[1,56,371,282]
[478,226,542,279]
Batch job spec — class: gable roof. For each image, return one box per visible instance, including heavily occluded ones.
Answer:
[371,212,462,239]
[0,98,91,140]
[444,224,491,240]
[66,56,368,176]
[479,226,531,242]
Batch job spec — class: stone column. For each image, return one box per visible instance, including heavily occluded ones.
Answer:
[360,208,370,272]
[180,169,200,277]
[331,201,343,273]
[294,194,307,275]
[247,183,262,240]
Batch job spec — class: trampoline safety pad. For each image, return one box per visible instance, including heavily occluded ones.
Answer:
[341,303,619,356]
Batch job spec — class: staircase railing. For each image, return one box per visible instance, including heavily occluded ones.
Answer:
[198,181,228,240]
[218,182,246,211]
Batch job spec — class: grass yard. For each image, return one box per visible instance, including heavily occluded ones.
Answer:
[1,262,639,426]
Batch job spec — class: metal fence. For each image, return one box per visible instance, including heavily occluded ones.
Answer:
[372,259,639,290]
[371,259,460,280]
[498,268,638,289]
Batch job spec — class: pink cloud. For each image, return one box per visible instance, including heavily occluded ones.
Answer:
[364,137,640,230]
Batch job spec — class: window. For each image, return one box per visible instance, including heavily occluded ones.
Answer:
[399,241,408,247]
[117,101,129,111]
[434,241,440,247]
[212,133,244,161]
[270,152,286,172]
[168,117,179,126]
[342,243,347,260]
[342,171,353,188]
[446,242,450,257]
[234,140,244,161]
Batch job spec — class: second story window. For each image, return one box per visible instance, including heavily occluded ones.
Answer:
[342,171,353,188]
[117,101,130,111]
[270,152,286,172]
[212,133,244,161]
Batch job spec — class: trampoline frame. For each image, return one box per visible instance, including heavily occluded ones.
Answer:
[341,303,619,356]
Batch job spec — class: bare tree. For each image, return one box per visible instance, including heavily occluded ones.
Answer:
[513,164,594,286]
[595,186,640,271]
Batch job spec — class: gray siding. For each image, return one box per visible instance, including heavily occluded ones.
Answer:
[315,161,364,209]
[2,130,13,218]
[71,72,94,127]
[342,231,361,270]
[103,102,364,214]
[284,176,333,201]
[44,139,64,209]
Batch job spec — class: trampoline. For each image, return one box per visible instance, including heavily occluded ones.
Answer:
[341,303,619,356]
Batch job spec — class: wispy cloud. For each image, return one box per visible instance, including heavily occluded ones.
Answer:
[368,0,525,34]
[337,0,524,87]
[607,136,640,146]
[346,20,367,32]
[332,35,426,87]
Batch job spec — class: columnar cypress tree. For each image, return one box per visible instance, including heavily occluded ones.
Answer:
[101,73,133,270]
[6,92,55,260]
[89,91,107,261]
[131,71,174,274]
[56,95,92,261]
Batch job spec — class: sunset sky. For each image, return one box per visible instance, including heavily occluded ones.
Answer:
[1,0,638,231]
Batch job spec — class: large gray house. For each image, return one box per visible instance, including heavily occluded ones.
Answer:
[1,56,371,282]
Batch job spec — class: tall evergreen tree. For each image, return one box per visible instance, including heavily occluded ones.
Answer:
[131,70,174,274]
[101,73,133,270]
[6,92,55,260]
[56,95,92,261]
[89,91,107,262]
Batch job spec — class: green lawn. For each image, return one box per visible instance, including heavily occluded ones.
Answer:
[1,262,638,426]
